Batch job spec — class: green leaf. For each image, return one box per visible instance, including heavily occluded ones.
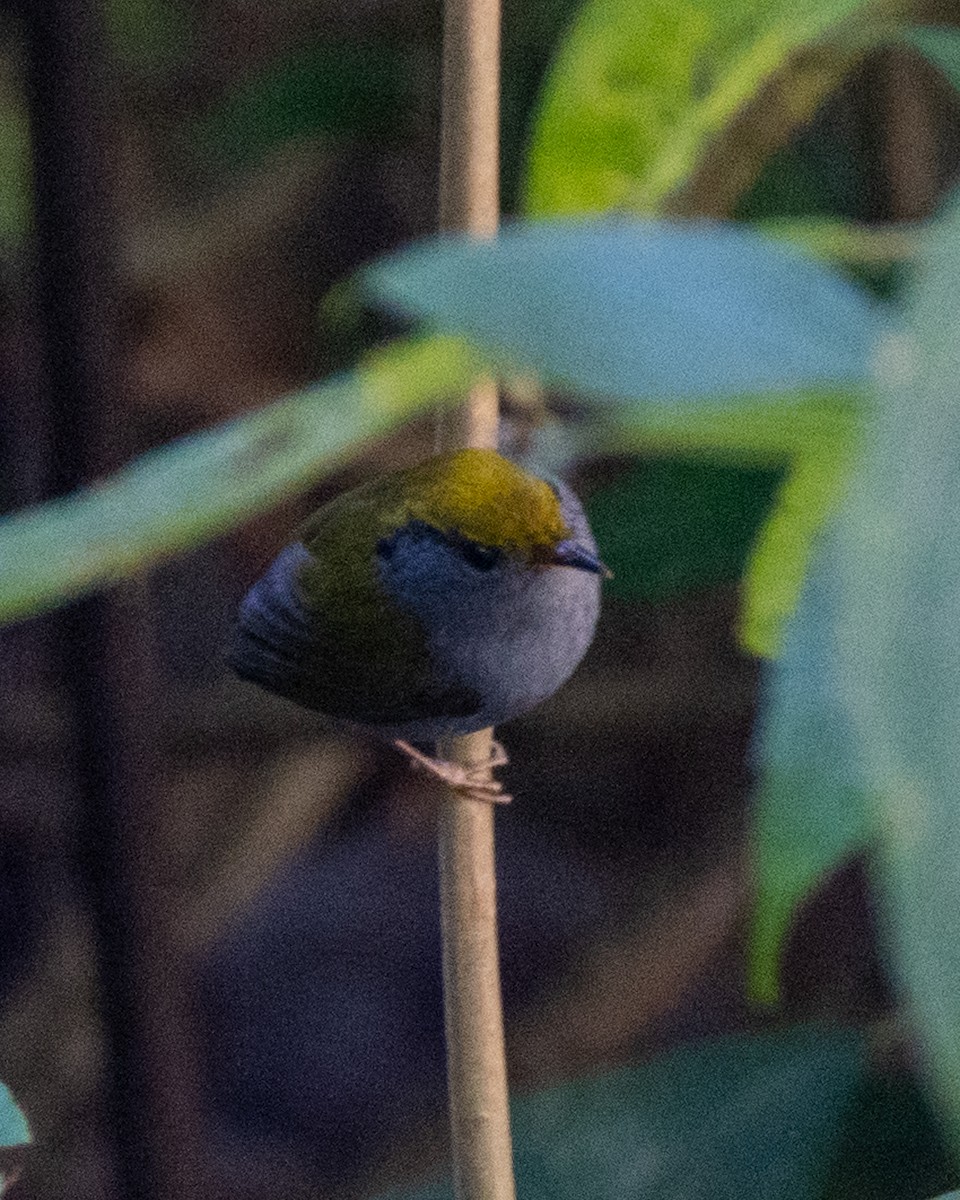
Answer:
[522,0,874,219]
[579,404,864,656]
[741,426,860,656]
[0,1083,29,1148]
[193,43,408,169]
[581,386,863,654]
[499,0,595,211]
[0,335,484,626]
[365,222,885,404]
[760,218,917,268]
[381,1026,866,1200]
[585,457,781,604]
[836,200,960,1151]
[519,0,914,653]
[749,533,874,1002]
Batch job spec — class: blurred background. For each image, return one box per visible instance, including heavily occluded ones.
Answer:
[2,0,960,1197]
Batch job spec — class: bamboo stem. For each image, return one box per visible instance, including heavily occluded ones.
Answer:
[435,1,514,1198]
[438,0,500,240]
[437,733,514,1200]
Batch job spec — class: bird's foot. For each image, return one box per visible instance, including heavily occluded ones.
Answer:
[393,739,512,805]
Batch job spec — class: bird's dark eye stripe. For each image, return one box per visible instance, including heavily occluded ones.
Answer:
[377,523,500,570]
[460,541,501,570]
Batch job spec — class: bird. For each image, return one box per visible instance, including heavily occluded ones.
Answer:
[228,448,606,801]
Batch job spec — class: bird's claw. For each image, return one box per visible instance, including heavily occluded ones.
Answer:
[393,739,512,805]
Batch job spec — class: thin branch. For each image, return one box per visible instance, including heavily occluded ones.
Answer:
[434,0,515,1198]
[436,731,515,1200]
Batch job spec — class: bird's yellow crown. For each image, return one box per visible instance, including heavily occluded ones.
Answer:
[402,449,570,557]
[299,448,572,567]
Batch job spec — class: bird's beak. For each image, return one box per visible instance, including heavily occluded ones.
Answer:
[550,539,613,578]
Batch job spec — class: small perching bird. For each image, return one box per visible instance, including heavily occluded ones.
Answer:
[229,448,606,800]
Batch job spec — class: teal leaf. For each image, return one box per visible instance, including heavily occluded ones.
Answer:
[749,532,874,1002]
[0,1083,29,1148]
[908,27,960,96]
[0,335,484,625]
[836,200,960,1152]
[365,221,887,404]
[381,1026,865,1200]
[366,221,879,655]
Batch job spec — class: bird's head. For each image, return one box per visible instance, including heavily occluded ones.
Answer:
[385,448,609,577]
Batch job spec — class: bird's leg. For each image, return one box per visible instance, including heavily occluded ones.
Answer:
[393,739,512,804]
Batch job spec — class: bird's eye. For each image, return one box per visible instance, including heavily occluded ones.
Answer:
[461,542,501,571]
[376,536,396,560]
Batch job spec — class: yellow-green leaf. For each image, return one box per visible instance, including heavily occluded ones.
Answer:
[523,0,877,220]
[0,335,484,625]
[582,387,863,656]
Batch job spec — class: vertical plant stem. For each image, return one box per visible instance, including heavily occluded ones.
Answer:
[435,1,515,1199]
[436,732,514,1200]
[22,4,205,1198]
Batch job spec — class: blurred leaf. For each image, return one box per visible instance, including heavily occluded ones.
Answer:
[836,201,960,1152]
[519,0,918,657]
[585,458,781,603]
[0,1084,28,1148]
[382,1026,865,1200]
[0,335,484,625]
[581,387,863,654]
[194,43,408,169]
[499,0,588,211]
[522,0,874,218]
[590,386,859,460]
[0,1080,29,1192]
[598,403,867,662]
[909,26,960,95]
[104,0,192,69]
[761,218,917,268]
[735,85,908,303]
[741,429,859,656]
[365,221,886,403]
[749,533,874,1002]
[367,222,880,653]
